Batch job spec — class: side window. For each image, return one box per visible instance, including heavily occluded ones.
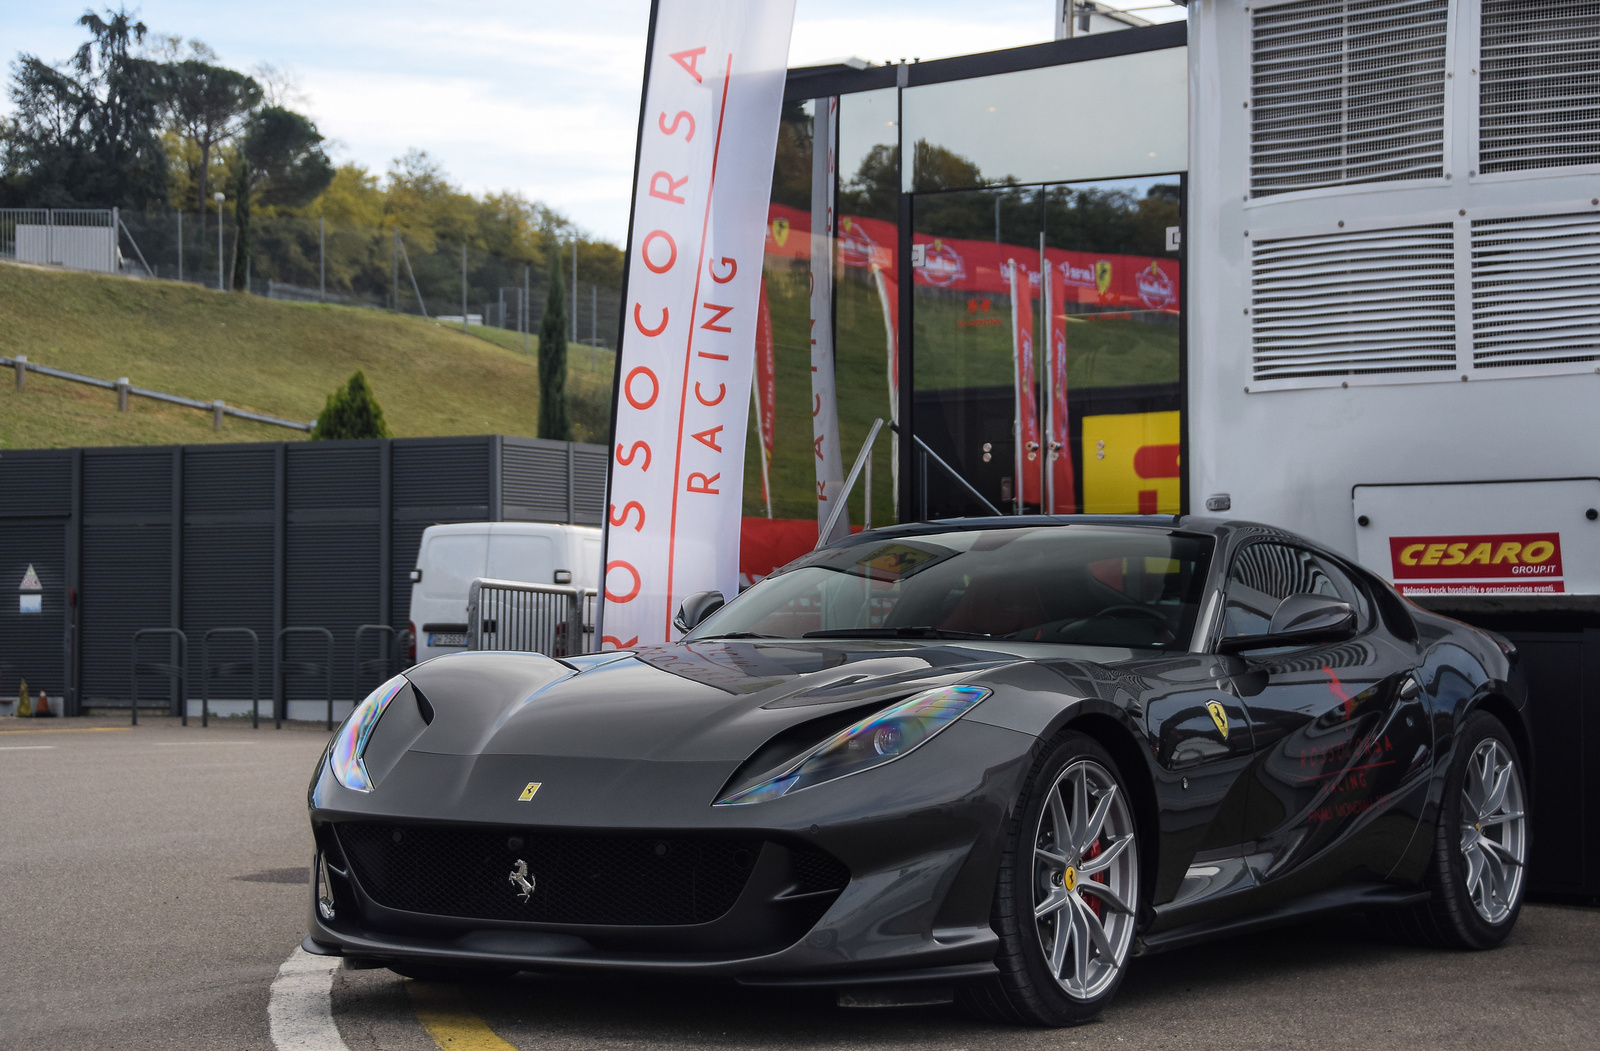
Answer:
[1222,543,1368,639]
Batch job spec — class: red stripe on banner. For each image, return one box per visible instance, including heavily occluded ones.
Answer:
[664,53,735,640]
[1047,262,1076,513]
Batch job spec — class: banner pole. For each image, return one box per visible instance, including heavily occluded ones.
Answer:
[595,0,663,650]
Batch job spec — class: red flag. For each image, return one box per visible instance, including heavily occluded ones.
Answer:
[1046,263,1076,513]
[1010,261,1041,508]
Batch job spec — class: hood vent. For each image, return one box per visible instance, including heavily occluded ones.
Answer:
[1251,223,1457,381]
[1479,1,1600,175]
[1250,0,1449,198]
[1471,211,1600,368]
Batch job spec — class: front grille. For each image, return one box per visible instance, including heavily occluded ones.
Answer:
[336,822,762,926]
[790,844,851,894]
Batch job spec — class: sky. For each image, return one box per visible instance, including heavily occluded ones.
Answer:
[2,1,1185,243]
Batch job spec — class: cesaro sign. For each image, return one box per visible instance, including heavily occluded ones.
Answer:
[1388,533,1564,595]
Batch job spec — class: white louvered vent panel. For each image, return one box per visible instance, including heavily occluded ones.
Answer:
[1471,212,1600,368]
[1250,0,1448,197]
[1479,1,1600,175]
[1251,224,1457,381]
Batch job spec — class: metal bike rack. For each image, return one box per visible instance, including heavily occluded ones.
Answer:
[275,627,335,731]
[130,628,188,726]
[202,628,261,729]
[352,624,398,699]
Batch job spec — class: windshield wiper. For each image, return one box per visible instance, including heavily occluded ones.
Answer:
[692,631,786,640]
[802,626,992,640]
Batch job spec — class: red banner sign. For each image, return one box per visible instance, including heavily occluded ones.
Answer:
[1389,533,1563,580]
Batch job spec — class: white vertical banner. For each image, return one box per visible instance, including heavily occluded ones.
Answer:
[809,96,848,544]
[600,0,797,649]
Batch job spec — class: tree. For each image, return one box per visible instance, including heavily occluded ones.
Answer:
[311,371,390,440]
[2,7,169,208]
[165,60,260,238]
[538,247,571,441]
[230,106,333,290]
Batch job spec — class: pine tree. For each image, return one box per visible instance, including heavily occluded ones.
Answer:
[538,249,572,441]
[311,371,390,440]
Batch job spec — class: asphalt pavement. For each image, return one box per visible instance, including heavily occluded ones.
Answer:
[2,713,1596,1050]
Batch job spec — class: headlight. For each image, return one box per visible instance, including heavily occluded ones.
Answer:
[329,674,408,792]
[715,684,990,805]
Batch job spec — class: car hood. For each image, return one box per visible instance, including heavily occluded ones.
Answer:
[399,639,1042,763]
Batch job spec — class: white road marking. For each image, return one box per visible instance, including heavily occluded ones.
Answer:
[268,947,351,1051]
[0,745,55,751]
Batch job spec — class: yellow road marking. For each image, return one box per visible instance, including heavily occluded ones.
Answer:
[406,980,519,1051]
[0,726,131,736]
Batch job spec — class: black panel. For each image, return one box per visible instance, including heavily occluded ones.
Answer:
[182,523,273,696]
[1506,634,1589,895]
[285,522,380,700]
[394,438,491,508]
[0,519,67,699]
[287,444,379,509]
[571,446,608,526]
[84,449,172,516]
[501,440,570,522]
[81,523,172,702]
[184,446,275,514]
[0,451,72,518]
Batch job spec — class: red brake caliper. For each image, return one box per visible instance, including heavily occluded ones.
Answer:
[1083,838,1105,919]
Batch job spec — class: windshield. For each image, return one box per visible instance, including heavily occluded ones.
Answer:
[688,526,1214,650]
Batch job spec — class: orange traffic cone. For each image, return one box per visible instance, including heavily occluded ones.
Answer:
[36,690,51,717]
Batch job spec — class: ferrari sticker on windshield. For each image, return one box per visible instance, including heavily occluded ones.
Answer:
[518,782,542,801]
[1206,701,1229,740]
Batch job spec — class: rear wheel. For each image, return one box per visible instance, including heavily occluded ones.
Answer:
[1383,711,1528,949]
[960,732,1140,1026]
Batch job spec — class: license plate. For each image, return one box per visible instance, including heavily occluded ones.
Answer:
[428,632,467,647]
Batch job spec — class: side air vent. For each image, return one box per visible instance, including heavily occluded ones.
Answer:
[1251,224,1456,382]
[1479,1,1600,175]
[1471,212,1600,368]
[1250,0,1449,197]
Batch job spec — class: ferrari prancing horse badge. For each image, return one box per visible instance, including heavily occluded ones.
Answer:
[1206,701,1229,740]
[518,782,542,801]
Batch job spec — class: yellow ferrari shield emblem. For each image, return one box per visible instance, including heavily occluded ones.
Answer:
[518,782,542,801]
[770,217,790,246]
[1206,701,1229,740]
[1095,259,1114,295]
[1063,866,1078,891]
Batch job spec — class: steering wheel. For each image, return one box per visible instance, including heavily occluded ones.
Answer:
[1088,604,1177,644]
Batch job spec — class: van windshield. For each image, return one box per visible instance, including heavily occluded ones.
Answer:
[687,526,1214,650]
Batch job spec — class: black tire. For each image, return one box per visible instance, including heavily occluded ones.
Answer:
[960,731,1142,1026]
[387,961,517,983]
[1380,711,1529,950]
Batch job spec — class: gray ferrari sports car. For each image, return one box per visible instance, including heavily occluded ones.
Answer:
[304,516,1531,1025]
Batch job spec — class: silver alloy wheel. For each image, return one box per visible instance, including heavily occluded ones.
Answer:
[1459,738,1528,925]
[1032,758,1139,1001]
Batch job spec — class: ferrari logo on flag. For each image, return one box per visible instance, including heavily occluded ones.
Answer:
[518,782,542,801]
[770,217,789,246]
[1095,260,1114,295]
[1206,701,1229,740]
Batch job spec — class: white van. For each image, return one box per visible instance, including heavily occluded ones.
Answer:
[407,522,602,664]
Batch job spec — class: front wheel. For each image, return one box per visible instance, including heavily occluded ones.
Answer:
[960,732,1141,1026]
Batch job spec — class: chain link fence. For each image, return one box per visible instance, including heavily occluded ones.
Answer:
[108,210,621,351]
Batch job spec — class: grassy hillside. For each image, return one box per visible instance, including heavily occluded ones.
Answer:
[0,261,613,450]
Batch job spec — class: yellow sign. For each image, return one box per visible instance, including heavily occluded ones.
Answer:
[770,217,790,246]
[1063,866,1078,891]
[1207,701,1229,740]
[1095,260,1113,295]
[1081,411,1181,515]
[518,782,542,801]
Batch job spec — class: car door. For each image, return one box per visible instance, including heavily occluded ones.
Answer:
[1217,540,1432,896]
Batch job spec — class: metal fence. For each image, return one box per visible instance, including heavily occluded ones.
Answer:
[0,208,124,273]
[112,211,622,351]
[467,579,598,658]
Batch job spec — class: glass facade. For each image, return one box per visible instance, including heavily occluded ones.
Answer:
[746,36,1186,571]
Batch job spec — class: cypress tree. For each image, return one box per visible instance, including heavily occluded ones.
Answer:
[311,371,390,440]
[538,250,572,441]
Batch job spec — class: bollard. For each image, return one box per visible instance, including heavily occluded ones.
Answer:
[15,355,25,390]
[117,378,129,412]
[213,400,225,430]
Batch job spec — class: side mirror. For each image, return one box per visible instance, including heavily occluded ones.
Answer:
[1219,594,1355,652]
[673,590,725,634]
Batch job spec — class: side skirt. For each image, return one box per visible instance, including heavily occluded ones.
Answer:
[1134,883,1430,956]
